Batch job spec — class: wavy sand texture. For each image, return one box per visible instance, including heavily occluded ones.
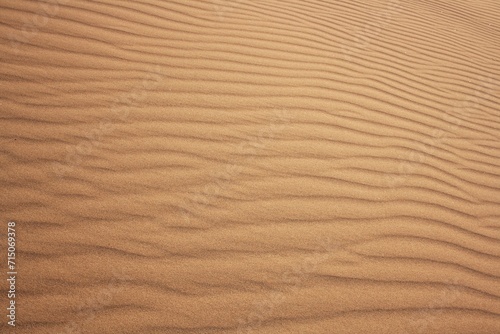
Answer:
[1,0,500,333]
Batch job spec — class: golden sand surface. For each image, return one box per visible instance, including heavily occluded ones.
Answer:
[1,0,500,333]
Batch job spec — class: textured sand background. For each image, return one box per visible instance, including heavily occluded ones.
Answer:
[1,0,500,333]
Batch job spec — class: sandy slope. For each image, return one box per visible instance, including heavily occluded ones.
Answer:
[1,0,500,333]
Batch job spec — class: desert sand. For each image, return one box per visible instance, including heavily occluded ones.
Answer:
[1,0,500,333]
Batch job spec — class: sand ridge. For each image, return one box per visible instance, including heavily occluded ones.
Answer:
[1,0,500,333]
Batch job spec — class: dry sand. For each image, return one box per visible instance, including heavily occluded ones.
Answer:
[1,0,500,333]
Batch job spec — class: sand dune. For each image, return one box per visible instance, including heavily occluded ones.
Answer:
[1,0,500,333]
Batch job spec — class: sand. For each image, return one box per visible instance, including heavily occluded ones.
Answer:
[1,0,500,333]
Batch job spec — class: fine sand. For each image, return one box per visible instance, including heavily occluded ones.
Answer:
[1,0,500,333]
